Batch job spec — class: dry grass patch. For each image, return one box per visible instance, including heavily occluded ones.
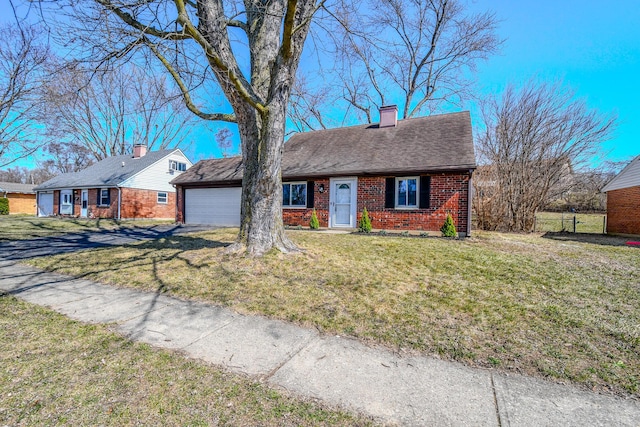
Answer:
[26,229,640,397]
[0,295,373,426]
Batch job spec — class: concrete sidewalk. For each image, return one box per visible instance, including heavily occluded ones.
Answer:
[1,259,638,426]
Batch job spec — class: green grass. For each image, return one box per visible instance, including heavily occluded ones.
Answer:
[0,296,373,426]
[0,215,174,240]
[534,212,607,233]
[24,227,640,397]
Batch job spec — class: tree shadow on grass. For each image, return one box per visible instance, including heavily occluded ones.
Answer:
[541,231,636,247]
[0,225,226,261]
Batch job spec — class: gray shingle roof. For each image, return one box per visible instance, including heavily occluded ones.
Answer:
[34,149,180,191]
[0,181,35,194]
[171,111,476,186]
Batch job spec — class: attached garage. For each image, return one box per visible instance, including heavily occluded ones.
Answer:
[37,192,54,217]
[184,187,241,226]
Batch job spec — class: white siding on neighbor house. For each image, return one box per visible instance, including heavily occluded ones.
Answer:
[120,150,193,192]
[602,155,640,192]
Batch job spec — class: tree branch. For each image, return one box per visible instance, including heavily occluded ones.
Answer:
[145,39,236,123]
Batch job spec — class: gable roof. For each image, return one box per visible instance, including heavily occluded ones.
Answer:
[172,111,476,186]
[601,154,640,193]
[0,181,35,194]
[34,149,183,191]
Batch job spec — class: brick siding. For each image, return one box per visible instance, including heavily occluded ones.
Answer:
[607,186,640,235]
[7,193,36,215]
[119,188,175,219]
[52,187,175,219]
[282,173,471,234]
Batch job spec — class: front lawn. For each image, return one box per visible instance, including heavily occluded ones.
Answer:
[0,296,372,426]
[26,229,640,397]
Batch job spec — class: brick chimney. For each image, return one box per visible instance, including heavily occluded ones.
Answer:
[379,105,398,128]
[133,144,148,158]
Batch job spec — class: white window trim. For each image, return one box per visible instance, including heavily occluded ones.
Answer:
[395,176,419,209]
[282,181,307,208]
[98,188,110,206]
[157,191,168,204]
[169,159,187,172]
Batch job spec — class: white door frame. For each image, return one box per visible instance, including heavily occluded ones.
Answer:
[329,177,358,228]
[80,190,89,218]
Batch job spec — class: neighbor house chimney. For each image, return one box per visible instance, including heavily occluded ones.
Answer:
[379,105,398,128]
[133,144,148,158]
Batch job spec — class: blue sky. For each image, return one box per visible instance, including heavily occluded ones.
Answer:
[3,0,639,168]
[466,0,639,163]
[179,0,640,165]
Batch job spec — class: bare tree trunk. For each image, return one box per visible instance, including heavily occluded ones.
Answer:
[230,98,298,255]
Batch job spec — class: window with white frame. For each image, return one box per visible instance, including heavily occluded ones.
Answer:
[99,188,110,206]
[282,182,307,207]
[396,177,418,208]
[157,191,168,204]
[169,160,187,172]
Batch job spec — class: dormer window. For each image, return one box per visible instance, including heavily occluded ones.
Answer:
[169,160,187,172]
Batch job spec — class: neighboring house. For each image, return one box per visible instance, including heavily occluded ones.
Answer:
[171,107,476,236]
[601,154,640,236]
[0,182,36,215]
[34,145,192,219]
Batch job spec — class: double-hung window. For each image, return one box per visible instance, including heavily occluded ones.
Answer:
[396,177,418,208]
[157,192,168,204]
[99,188,110,206]
[282,182,307,207]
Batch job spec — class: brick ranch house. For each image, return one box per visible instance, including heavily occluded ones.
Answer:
[601,154,640,236]
[0,182,36,215]
[172,107,476,236]
[34,145,192,219]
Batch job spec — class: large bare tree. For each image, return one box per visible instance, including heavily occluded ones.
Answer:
[473,81,616,232]
[36,0,320,255]
[0,23,49,167]
[42,63,196,160]
[289,0,500,129]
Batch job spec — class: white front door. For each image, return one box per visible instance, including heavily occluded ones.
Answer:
[81,190,88,217]
[330,178,357,228]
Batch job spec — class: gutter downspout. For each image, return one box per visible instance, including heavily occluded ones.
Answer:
[467,169,474,237]
[117,187,122,220]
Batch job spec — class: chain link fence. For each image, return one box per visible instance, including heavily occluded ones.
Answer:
[473,212,607,234]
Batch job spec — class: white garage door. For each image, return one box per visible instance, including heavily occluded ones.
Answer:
[185,187,242,226]
[37,192,54,217]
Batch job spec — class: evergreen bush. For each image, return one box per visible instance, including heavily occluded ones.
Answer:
[0,198,8,215]
[440,214,457,237]
[358,207,372,233]
[309,208,320,230]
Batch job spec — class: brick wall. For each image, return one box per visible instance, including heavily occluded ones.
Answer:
[7,193,36,215]
[87,188,118,218]
[281,173,471,234]
[282,179,330,227]
[607,186,640,235]
[50,187,174,219]
[120,188,175,219]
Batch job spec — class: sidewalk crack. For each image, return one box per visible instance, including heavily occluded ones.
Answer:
[491,372,504,427]
[262,334,319,381]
